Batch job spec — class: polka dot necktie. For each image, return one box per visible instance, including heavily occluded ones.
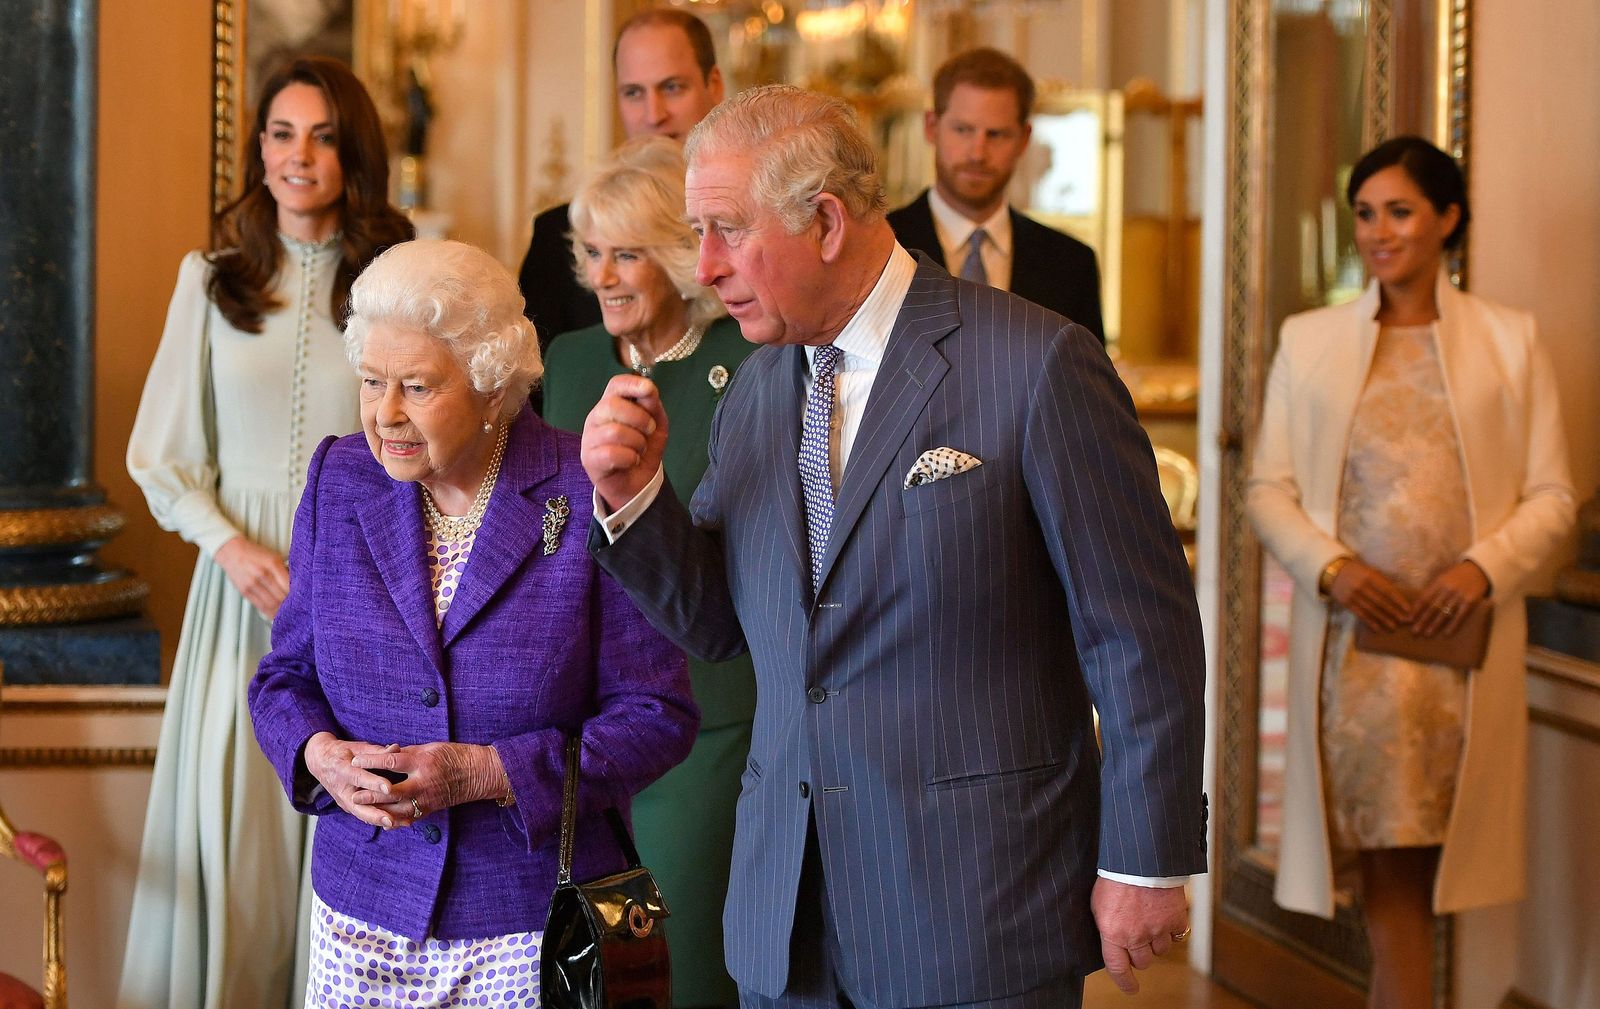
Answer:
[799,344,844,590]
[959,228,989,285]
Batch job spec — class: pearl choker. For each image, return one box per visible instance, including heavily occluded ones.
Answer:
[627,323,705,376]
[420,424,509,541]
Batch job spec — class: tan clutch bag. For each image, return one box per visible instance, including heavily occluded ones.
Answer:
[1353,604,1492,670]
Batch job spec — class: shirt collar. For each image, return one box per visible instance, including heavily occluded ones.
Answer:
[805,242,917,371]
[927,186,1013,257]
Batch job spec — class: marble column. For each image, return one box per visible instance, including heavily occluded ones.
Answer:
[0,0,157,683]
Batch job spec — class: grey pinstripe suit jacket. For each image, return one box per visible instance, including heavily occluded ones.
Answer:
[591,257,1206,1005]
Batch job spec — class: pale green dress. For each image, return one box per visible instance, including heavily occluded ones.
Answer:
[118,235,359,1009]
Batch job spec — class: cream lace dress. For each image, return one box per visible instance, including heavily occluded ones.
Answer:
[118,235,359,1009]
[1320,323,1472,850]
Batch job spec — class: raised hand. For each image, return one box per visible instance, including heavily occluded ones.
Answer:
[581,374,670,512]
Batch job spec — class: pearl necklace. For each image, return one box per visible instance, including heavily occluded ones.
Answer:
[627,323,706,376]
[420,424,510,542]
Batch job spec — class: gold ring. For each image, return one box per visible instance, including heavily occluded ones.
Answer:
[410,798,423,819]
[1171,928,1190,943]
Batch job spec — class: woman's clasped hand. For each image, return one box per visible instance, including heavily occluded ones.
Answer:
[1328,557,1489,636]
[303,732,508,828]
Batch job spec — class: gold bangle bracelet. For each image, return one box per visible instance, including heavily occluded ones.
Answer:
[1319,556,1352,597]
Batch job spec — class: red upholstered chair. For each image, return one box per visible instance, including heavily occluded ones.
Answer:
[0,798,65,1009]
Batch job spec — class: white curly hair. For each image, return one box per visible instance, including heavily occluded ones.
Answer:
[343,239,542,418]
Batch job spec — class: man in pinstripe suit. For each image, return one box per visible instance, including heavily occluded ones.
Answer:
[582,85,1206,1009]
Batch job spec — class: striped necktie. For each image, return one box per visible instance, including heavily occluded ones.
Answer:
[959,228,989,284]
[798,344,843,589]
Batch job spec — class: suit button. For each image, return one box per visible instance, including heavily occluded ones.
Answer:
[421,687,440,707]
[798,782,810,799]
[422,824,441,844]
[807,686,827,704]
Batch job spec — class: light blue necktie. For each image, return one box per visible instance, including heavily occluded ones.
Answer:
[959,228,989,284]
[799,345,843,589]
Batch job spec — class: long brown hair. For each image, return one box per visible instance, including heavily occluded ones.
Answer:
[208,56,413,333]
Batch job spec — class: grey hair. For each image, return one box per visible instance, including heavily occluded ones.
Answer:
[568,136,726,330]
[344,239,542,419]
[684,84,887,234]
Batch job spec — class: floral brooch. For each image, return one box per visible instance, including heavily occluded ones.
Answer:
[708,364,730,399]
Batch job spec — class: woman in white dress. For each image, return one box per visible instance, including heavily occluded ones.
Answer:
[118,56,412,1009]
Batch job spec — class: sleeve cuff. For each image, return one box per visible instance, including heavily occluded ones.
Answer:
[593,465,666,543]
[1098,869,1189,888]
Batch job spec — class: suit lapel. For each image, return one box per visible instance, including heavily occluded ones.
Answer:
[358,475,444,673]
[440,408,557,646]
[766,346,812,603]
[889,192,947,270]
[814,263,957,594]
[1007,208,1044,304]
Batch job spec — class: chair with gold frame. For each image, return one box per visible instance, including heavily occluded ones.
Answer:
[0,664,67,1009]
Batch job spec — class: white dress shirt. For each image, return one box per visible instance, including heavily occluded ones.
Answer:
[928,186,1013,292]
[593,241,1182,891]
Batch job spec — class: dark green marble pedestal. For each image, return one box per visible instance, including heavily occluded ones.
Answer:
[0,618,160,685]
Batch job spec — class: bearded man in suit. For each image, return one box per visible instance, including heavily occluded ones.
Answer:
[581,85,1205,1009]
[888,47,1105,344]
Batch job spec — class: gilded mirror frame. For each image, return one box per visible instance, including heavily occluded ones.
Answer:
[1214,1,1472,1006]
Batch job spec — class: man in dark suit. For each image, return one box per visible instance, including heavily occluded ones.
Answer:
[516,8,724,349]
[582,86,1204,1008]
[888,47,1106,343]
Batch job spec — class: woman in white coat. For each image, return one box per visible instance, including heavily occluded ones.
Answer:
[1248,136,1575,1009]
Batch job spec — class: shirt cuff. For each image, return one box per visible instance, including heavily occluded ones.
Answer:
[1098,869,1189,888]
[592,465,666,544]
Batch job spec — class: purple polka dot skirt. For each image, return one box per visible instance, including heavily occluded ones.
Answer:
[306,891,543,1008]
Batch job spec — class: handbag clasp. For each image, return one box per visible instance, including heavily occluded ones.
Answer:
[627,903,654,939]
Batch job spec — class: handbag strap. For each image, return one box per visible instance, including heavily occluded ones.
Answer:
[555,735,648,884]
[557,736,580,885]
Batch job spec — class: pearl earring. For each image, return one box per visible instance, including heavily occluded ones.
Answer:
[483,421,493,433]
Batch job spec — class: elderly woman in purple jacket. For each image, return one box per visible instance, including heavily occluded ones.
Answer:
[248,239,695,1008]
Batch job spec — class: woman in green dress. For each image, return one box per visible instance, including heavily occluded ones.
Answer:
[541,135,753,1009]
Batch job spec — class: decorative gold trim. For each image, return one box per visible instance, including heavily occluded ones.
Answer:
[0,576,149,626]
[212,0,245,214]
[1366,0,1395,149]
[0,746,158,768]
[0,504,125,549]
[1442,0,1472,286]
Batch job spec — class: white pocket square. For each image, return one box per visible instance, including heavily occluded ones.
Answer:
[903,447,983,489]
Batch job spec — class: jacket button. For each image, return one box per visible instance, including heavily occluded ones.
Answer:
[798,782,810,799]
[422,824,441,844]
[421,687,440,707]
[807,686,827,704]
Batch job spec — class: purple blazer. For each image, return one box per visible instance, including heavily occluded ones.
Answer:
[249,405,695,940]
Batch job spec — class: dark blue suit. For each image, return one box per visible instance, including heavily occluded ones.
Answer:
[593,257,1204,1005]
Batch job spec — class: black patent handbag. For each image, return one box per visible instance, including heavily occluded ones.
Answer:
[541,736,673,1009]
